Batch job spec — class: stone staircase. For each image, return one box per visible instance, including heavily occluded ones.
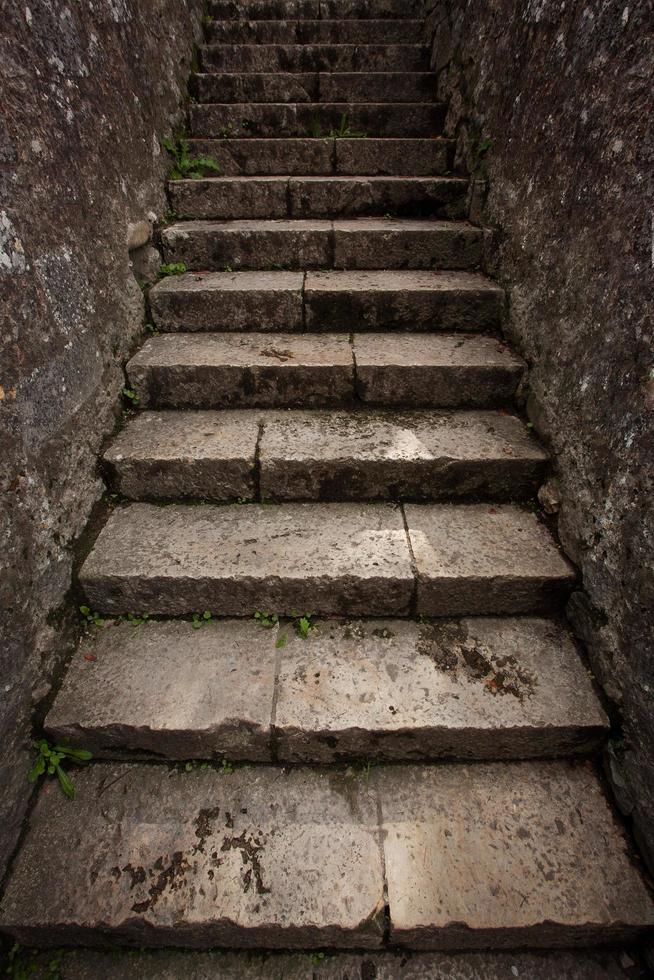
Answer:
[2,0,653,968]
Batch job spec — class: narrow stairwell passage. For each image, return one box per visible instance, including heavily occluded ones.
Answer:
[2,0,653,964]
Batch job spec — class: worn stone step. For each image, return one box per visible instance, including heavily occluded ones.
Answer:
[45,616,607,762]
[79,502,414,616]
[126,334,522,410]
[406,503,576,615]
[304,270,504,330]
[189,102,444,139]
[149,270,503,333]
[208,0,424,18]
[41,948,650,980]
[103,408,545,502]
[200,43,430,73]
[191,72,437,104]
[206,19,424,44]
[2,761,653,949]
[127,333,355,409]
[187,137,454,175]
[78,502,572,616]
[169,176,468,221]
[161,219,481,271]
[353,333,524,407]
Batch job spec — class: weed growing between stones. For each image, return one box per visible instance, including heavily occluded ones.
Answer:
[4,943,63,980]
[121,386,141,407]
[192,611,213,629]
[254,611,279,629]
[158,262,187,279]
[328,113,366,139]
[27,739,93,800]
[79,604,103,627]
[162,135,221,180]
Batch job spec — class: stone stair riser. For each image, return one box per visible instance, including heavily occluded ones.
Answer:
[191,72,437,104]
[200,44,430,73]
[205,20,424,44]
[208,0,424,17]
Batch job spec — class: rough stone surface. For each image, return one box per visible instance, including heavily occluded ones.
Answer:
[56,948,647,980]
[259,409,546,500]
[0,0,202,882]
[192,71,320,104]
[200,43,429,73]
[150,271,304,332]
[336,138,453,175]
[353,333,524,406]
[430,1,654,867]
[46,620,276,760]
[305,270,504,330]
[190,102,443,139]
[2,763,651,951]
[162,218,480,272]
[170,176,468,221]
[104,410,259,500]
[0,764,385,948]
[320,71,436,104]
[380,761,654,948]
[127,333,354,408]
[206,20,424,45]
[405,503,576,615]
[79,502,414,616]
[274,617,607,763]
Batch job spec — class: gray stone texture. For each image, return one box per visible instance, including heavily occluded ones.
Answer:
[353,333,524,406]
[200,43,430,73]
[405,503,576,615]
[380,761,654,948]
[305,271,504,330]
[190,102,444,139]
[57,948,645,980]
[429,0,654,869]
[169,175,468,221]
[1,762,652,949]
[0,0,203,882]
[274,617,608,762]
[259,409,546,500]
[79,502,414,616]
[0,764,385,948]
[127,333,354,408]
[150,271,304,332]
[161,218,480,272]
[206,20,424,45]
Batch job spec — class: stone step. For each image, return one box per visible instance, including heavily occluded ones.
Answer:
[169,176,468,220]
[104,409,546,502]
[209,0,424,18]
[78,502,573,616]
[160,219,481,271]
[187,137,454,175]
[149,270,504,332]
[126,333,523,410]
[189,102,444,139]
[200,43,430,73]
[205,19,424,44]
[191,72,437,104]
[2,761,652,949]
[39,948,650,980]
[45,617,607,762]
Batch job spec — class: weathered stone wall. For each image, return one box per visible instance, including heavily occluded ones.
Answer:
[428,0,654,864]
[0,0,203,879]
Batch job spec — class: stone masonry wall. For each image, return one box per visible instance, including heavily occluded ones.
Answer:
[427,0,654,865]
[0,0,203,880]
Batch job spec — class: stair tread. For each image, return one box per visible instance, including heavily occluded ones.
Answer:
[2,761,652,948]
[208,0,424,18]
[206,19,424,44]
[78,501,573,616]
[45,616,607,762]
[104,407,546,501]
[191,71,438,105]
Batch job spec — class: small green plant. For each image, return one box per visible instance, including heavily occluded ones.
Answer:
[293,612,316,638]
[126,612,150,627]
[310,952,326,965]
[158,262,187,279]
[5,944,63,980]
[121,387,140,407]
[191,611,213,629]
[328,114,366,139]
[162,135,221,180]
[27,740,93,800]
[184,760,210,772]
[79,604,103,627]
[275,632,287,649]
[144,322,158,336]
[310,112,323,138]
[254,611,279,629]
[202,13,214,26]
[220,758,234,775]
